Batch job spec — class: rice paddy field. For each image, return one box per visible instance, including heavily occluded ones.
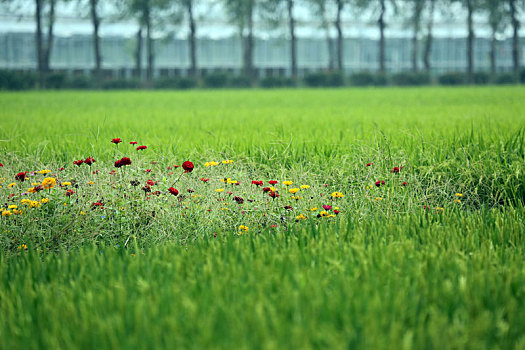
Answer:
[1,87,525,349]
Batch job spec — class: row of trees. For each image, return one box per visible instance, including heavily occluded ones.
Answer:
[3,0,524,85]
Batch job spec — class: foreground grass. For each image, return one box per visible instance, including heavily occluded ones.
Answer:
[1,210,524,349]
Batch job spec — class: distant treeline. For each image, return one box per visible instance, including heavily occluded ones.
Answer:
[1,0,523,88]
[1,69,524,90]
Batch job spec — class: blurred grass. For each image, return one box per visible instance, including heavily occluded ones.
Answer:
[1,87,524,164]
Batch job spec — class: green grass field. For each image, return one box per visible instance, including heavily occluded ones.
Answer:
[1,87,525,349]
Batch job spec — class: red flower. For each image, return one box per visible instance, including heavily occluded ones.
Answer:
[130,141,138,145]
[375,180,385,187]
[146,179,156,186]
[283,205,292,210]
[173,165,180,168]
[366,163,373,167]
[201,178,209,183]
[269,191,279,198]
[111,138,122,144]
[270,225,278,228]
[234,196,244,204]
[334,210,340,215]
[268,180,278,185]
[0,162,3,167]
[182,161,194,173]
[136,145,147,151]
[15,172,27,181]
[59,167,65,171]
[114,157,132,168]
[73,159,84,166]
[323,205,332,211]
[168,187,179,196]
[66,190,75,197]
[391,167,400,173]
[91,201,104,208]
[142,185,151,193]
[402,182,408,186]
[262,187,271,193]
[252,180,263,186]
[145,169,152,173]
[84,157,96,166]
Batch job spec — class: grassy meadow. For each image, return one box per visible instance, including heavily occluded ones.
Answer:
[0,87,525,349]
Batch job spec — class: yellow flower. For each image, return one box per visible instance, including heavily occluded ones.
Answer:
[29,201,41,208]
[283,181,293,186]
[331,192,344,198]
[2,210,12,217]
[227,179,237,184]
[238,225,249,234]
[13,209,23,215]
[220,178,230,183]
[375,197,383,201]
[38,170,51,175]
[269,186,277,192]
[8,205,17,209]
[62,182,72,186]
[300,185,310,189]
[18,244,28,250]
[289,188,300,194]
[80,211,86,215]
[221,207,229,211]
[296,214,307,220]
[42,177,56,189]
[310,207,318,211]
[436,207,444,211]
[291,196,302,200]
[31,182,41,187]
[455,193,463,197]
[41,198,50,203]
[8,183,16,188]
[27,187,37,194]
[87,181,95,185]
[327,214,336,218]
[21,199,32,205]
[215,188,224,193]
[222,160,234,165]
[319,211,328,217]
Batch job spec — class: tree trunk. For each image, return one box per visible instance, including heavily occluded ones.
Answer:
[90,0,102,81]
[423,0,435,72]
[135,28,142,79]
[509,0,520,80]
[242,0,254,82]
[378,0,386,73]
[287,0,297,78]
[335,0,344,72]
[412,1,423,73]
[35,0,44,86]
[43,0,55,73]
[145,6,153,83]
[187,0,198,78]
[466,0,474,83]
[490,29,496,76]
